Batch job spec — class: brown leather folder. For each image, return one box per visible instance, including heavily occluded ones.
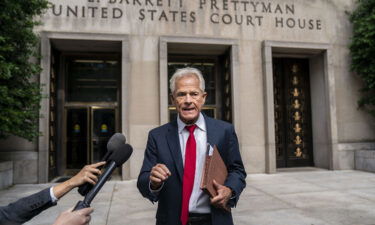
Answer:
[200,145,228,198]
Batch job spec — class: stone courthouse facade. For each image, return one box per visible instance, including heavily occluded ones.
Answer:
[1,0,374,184]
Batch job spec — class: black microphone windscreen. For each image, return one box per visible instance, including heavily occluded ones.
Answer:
[108,143,133,167]
[78,133,126,197]
[107,133,126,153]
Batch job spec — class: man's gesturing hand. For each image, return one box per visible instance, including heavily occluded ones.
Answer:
[210,179,232,212]
[150,164,171,190]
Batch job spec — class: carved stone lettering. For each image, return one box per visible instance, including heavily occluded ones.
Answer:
[46,0,323,30]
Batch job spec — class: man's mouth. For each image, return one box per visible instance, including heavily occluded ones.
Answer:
[182,107,195,112]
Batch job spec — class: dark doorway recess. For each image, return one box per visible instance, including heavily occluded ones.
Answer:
[273,58,314,168]
[48,39,122,180]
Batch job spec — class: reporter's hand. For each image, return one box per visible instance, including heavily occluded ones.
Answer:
[53,207,93,225]
[69,161,106,187]
[150,164,171,189]
[210,180,232,212]
[53,161,106,199]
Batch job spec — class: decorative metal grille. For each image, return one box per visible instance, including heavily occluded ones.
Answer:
[273,58,314,168]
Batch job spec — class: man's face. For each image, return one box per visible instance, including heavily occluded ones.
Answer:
[171,74,207,124]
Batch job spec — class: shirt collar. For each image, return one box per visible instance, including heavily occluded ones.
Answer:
[177,113,206,133]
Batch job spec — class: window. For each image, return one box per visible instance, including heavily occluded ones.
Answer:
[66,57,120,102]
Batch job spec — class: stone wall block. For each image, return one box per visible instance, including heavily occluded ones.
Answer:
[0,161,13,189]
[355,149,375,173]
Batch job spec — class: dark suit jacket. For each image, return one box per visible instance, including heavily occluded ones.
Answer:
[137,115,247,225]
[0,188,56,225]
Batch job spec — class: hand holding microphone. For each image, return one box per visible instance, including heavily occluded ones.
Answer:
[78,133,126,196]
[53,207,93,225]
[74,141,133,211]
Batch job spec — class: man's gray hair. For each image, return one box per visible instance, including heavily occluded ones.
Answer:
[169,67,205,93]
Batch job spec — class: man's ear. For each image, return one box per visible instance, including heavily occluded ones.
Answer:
[170,94,175,103]
[202,92,207,103]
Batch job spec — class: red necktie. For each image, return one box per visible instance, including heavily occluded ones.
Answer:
[180,125,197,225]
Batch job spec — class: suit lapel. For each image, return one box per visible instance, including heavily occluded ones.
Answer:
[205,115,229,167]
[166,121,183,182]
[205,115,217,146]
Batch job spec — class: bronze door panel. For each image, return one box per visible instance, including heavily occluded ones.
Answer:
[273,58,314,168]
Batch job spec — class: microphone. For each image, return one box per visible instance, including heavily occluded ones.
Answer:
[73,143,133,211]
[78,133,126,196]
[105,133,127,160]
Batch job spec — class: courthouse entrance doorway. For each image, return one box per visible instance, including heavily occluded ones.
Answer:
[63,55,120,172]
[65,106,117,170]
[273,58,314,168]
[49,50,121,176]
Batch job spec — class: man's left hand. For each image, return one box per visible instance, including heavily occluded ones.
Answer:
[210,179,232,211]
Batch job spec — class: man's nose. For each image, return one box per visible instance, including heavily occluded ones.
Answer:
[184,94,193,102]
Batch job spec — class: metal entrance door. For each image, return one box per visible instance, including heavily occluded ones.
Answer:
[62,55,120,171]
[66,107,116,169]
[273,58,314,168]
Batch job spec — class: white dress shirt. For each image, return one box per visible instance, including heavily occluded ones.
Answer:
[177,113,210,214]
[50,187,58,203]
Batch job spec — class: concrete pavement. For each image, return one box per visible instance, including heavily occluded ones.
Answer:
[1,169,375,225]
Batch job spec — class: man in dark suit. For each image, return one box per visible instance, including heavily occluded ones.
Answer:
[137,67,246,225]
[0,161,105,225]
